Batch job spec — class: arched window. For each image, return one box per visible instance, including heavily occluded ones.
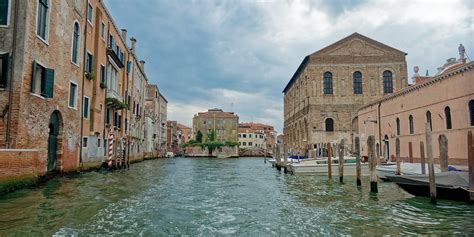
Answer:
[408,115,414,134]
[444,106,452,129]
[72,22,80,64]
[426,111,432,131]
[470,100,474,126]
[396,118,400,136]
[323,72,333,94]
[325,118,334,132]
[353,71,362,94]
[383,70,393,93]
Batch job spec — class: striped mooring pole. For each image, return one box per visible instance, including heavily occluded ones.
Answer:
[108,127,114,168]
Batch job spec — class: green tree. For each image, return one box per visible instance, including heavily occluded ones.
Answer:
[196,131,203,143]
[207,129,216,142]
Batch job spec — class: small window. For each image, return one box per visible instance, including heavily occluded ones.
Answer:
[323,72,333,94]
[108,34,114,49]
[0,53,8,88]
[36,0,49,41]
[31,61,54,98]
[98,138,101,147]
[249,134,252,138]
[396,118,400,136]
[426,111,432,131]
[243,134,247,138]
[71,22,80,64]
[87,2,93,24]
[470,100,474,126]
[353,71,363,94]
[383,70,393,93]
[249,142,253,146]
[444,106,452,129]
[325,118,334,132]
[83,96,89,118]
[100,64,105,85]
[68,82,77,108]
[101,21,105,39]
[0,0,10,26]
[85,52,93,74]
[243,142,246,146]
[409,115,414,134]
[82,137,88,148]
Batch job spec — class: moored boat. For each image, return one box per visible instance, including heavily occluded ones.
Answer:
[377,163,442,181]
[288,157,369,175]
[386,172,471,201]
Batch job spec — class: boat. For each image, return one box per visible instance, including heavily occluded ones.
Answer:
[287,155,310,163]
[288,157,369,175]
[266,158,276,165]
[377,163,442,181]
[386,172,471,202]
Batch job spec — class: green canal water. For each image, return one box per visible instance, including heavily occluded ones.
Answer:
[1,158,473,236]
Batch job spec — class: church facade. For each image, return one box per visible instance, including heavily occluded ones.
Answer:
[283,33,408,155]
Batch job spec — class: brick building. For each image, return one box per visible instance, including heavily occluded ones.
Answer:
[192,108,239,142]
[283,33,408,156]
[239,122,275,151]
[144,84,160,158]
[358,52,473,166]
[166,120,179,155]
[158,93,168,156]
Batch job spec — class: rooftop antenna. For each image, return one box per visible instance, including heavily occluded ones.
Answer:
[425,70,429,76]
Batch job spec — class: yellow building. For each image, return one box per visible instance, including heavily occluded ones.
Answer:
[192,109,239,142]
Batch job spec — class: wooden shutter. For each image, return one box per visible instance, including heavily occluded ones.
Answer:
[31,61,37,92]
[0,0,7,25]
[0,53,8,88]
[42,68,54,98]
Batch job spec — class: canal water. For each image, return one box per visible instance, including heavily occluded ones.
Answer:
[1,158,473,236]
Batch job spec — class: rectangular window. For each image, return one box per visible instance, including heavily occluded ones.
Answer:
[82,137,88,148]
[114,111,118,127]
[85,52,93,74]
[249,142,253,146]
[36,0,49,41]
[98,138,101,147]
[83,96,89,118]
[101,21,105,39]
[100,64,105,85]
[31,61,54,98]
[87,2,93,24]
[0,0,9,26]
[106,109,110,125]
[108,34,114,49]
[243,142,246,146]
[0,53,8,88]
[68,82,77,108]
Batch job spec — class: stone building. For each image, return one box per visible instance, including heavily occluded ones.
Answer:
[158,93,168,157]
[144,84,160,158]
[358,52,473,166]
[239,122,275,152]
[192,108,239,142]
[238,130,266,149]
[166,120,179,155]
[283,33,408,156]
[177,123,191,155]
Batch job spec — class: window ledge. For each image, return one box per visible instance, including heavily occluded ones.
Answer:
[36,35,49,46]
[68,106,78,111]
[71,61,80,67]
[30,92,48,100]
[0,25,9,28]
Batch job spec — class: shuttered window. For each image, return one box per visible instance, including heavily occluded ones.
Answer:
[85,52,93,74]
[100,65,105,84]
[0,0,9,25]
[0,53,8,88]
[69,82,77,108]
[72,22,80,64]
[83,96,89,118]
[37,0,49,40]
[87,2,93,23]
[31,61,54,98]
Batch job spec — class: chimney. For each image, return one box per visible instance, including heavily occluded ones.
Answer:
[121,29,127,42]
[130,37,137,52]
[139,60,145,71]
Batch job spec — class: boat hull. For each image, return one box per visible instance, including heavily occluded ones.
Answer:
[289,162,369,176]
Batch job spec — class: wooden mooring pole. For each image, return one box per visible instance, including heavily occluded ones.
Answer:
[396,138,401,175]
[408,142,413,163]
[283,144,288,173]
[327,142,332,179]
[467,131,474,202]
[338,140,345,183]
[368,136,377,193]
[425,122,436,204]
[420,141,426,174]
[276,144,282,171]
[355,137,361,186]
[438,134,448,172]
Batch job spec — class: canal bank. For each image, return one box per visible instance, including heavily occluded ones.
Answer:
[1,157,473,235]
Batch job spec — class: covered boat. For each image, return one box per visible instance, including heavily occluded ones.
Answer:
[387,172,471,201]
[377,163,442,181]
[288,157,368,175]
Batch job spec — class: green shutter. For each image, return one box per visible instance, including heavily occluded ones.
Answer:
[31,61,37,92]
[0,54,8,88]
[42,68,54,98]
[0,0,8,25]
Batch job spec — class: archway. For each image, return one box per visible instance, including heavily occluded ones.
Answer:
[47,111,61,172]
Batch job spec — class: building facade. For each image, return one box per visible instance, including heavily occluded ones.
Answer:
[283,33,408,156]
[358,53,473,166]
[238,131,266,149]
[144,84,160,158]
[192,108,239,142]
[158,93,168,157]
[239,122,275,151]
[166,120,179,155]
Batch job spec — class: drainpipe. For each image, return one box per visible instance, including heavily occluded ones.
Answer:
[377,101,382,161]
[79,0,89,169]
[6,0,20,148]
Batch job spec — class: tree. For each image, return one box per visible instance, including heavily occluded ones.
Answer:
[196,130,203,143]
[207,129,216,142]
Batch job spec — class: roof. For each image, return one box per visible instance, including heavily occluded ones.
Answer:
[239,122,274,130]
[282,32,407,93]
[194,109,238,118]
[359,60,474,110]
[159,93,168,103]
[177,124,191,130]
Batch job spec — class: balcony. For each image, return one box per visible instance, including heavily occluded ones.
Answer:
[106,48,125,68]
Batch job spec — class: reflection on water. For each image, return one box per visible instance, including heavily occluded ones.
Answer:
[0,158,473,235]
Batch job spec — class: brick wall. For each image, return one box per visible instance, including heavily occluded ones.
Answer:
[0,149,44,193]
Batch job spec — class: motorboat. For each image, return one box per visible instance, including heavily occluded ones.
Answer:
[386,171,471,201]
[288,157,368,175]
[377,163,441,181]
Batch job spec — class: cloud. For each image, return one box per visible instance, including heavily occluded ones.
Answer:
[105,0,474,133]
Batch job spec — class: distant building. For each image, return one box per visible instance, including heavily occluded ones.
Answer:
[192,108,239,142]
[238,130,266,149]
[158,93,168,156]
[166,121,179,155]
[177,124,192,144]
[238,122,275,151]
[358,51,473,165]
[283,32,408,156]
[144,84,160,158]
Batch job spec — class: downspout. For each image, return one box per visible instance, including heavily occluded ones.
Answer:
[103,18,110,162]
[6,0,20,148]
[79,0,89,169]
[377,101,382,161]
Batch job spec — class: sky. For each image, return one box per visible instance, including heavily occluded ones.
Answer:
[104,0,473,133]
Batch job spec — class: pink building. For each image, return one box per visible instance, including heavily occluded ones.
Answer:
[358,53,473,166]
